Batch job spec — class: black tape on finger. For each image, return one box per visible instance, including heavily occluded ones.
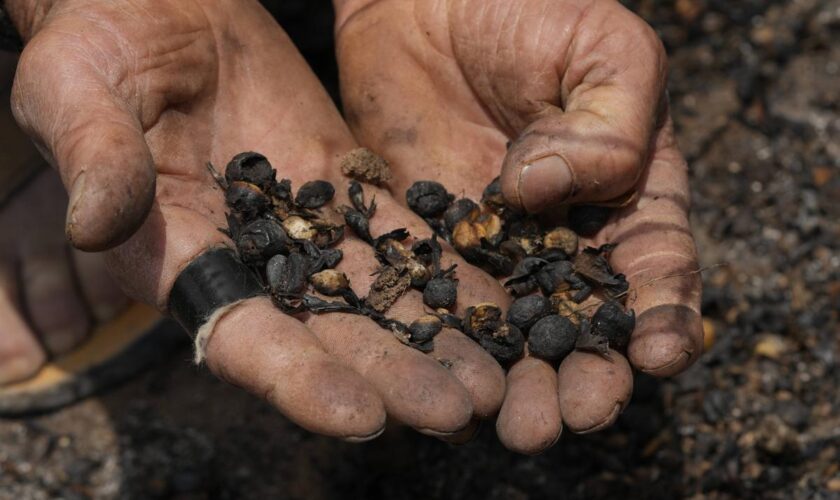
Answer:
[168,247,264,339]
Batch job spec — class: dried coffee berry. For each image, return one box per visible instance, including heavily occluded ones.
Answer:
[409,315,443,343]
[282,215,317,241]
[528,315,578,362]
[273,178,293,203]
[477,323,525,364]
[267,253,309,297]
[507,295,552,333]
[481,176,506,212]
[536,260,574,295]
[575,319,611,359]
[406,181,453,217]
[309,269,350,296]
[295,180,335,209]
[542,227,579,257]
[226,181,270,221]
[591,301,635,351]
[348,180,375,217]
[423,277,458,310]
[568,205,611,237]
[236,218,292,264]
[343,208,373,244]
[225,152,276,191]
[443,198,479,232]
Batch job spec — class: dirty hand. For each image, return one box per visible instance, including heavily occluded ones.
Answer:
[6,0,509,438]
[335,0,703,452]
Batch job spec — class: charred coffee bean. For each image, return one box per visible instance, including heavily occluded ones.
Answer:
[443,198,479,232]
[406,181,453,217]
[436,312,463,330]
[409,315,443,343]
[507,295,552,333]
[568,205,611,237]
[508,278,538,297]
[543,227,579,256]
[321,248,343,269]
[592,301,635,351]
[295,180,335,209]
[225,152,275,190]
[344,208,373,243]
[463,303,503,338]
[226,181,270,221]
[528,315,579,362]
[536,260,575,295]
[475,212,505,247]
[423,277,458,310]
[267,253,309,296]
[309,269,350,296]
[481,176,506,212]
[236,218,292,264]
[536,247,571,262]
[477,323,525,364]
[273,178,293,202]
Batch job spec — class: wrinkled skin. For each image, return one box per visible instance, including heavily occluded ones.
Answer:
[334,0,702,452]
[4,0,511,440]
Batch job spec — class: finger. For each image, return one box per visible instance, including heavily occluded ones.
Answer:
[306,238,474,434]
[606,120,703,376]
[105,196,386,440]
[11,34,155,251]
[72,250,130,323]
[557,350,633,434]
[335,198,508,419]
[498,6,667,212]
[496,357,562,455]
[0,267,46,385]
[438,418,481,445]
[20,249,91,354]
[205,297,386,441]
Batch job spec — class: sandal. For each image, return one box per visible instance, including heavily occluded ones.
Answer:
[0,303,185,416]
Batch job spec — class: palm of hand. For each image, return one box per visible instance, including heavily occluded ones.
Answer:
[336,0,703,452]
[11,0,520,440]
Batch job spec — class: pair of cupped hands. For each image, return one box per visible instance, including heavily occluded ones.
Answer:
[5,0,702,453]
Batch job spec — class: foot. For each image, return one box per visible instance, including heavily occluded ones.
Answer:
[0,168,130,385]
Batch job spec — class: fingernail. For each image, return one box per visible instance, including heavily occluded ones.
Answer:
[65,171,87,242]
[517,155,573,213]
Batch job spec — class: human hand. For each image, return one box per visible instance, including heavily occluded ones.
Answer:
[7,0,510,438]
[335,0,703,452]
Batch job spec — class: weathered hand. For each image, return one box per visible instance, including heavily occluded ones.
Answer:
[6,0,509,438]
[335,0,702,452]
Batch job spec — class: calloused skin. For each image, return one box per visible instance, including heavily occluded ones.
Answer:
[333,0,703,452]
[5,0,512,440]
[0,52,129,385]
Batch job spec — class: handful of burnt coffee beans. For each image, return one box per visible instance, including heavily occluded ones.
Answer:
[213,150,635,367]
[405,178,636,364]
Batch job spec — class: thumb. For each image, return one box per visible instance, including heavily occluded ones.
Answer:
[11,35,155,251]
[500,13,667,213]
